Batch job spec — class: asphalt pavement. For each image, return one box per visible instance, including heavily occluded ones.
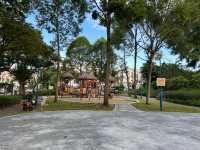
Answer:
[0,111,199,150]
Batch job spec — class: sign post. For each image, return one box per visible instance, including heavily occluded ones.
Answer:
[156,78,166,111]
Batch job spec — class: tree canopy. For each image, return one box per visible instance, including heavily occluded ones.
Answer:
[36,0,88,102]
[66,36,91,74]
[163,0,200,67]
[7,23,54,96]
[0,0,30,20]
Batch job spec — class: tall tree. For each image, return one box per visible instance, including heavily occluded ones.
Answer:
[132,27,139,98]
[123,47,130,93]
[6,23,53,96]
[117,43,131,93]
[125,25,141,98]
[137,0,181,104]
[137,0,200,103]
[66,36,91,75]
[36,0,87,102]
[90,0,112,106]
[90,38,107,81]
[89,0,145,106]
[90,38,117,82]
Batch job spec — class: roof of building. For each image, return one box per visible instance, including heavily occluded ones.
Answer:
[61,72,73,79]
[78,73,97,80]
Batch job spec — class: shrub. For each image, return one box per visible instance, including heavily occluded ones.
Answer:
[0,96,22,108]
[164,89,200,107]
[114,84,124,94]
[167,76,200,90]
[167,76,189,90]
[189,74,200,88]
[38,90,55,96]
[138,85,159,98]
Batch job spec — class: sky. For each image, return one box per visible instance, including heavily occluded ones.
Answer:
[26,13,178,70]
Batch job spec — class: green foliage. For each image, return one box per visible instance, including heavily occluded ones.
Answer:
[0,96,21,107]
[38,90,55,96]
[189,73,200,88]
[139,83,159,98]
[90,0,146,27]
[164,0,200,67]
[36,0,88,101]
[115,84,125,94]
[165,89,200,107]
[66,36,91,74]
[91,38,117,81]
[12,65,33,84]
[0,18,53,71]
[0,20,54,95]
[36,0,87,52]
[0,0,31,20]
[8,23,53,81]
[141,62,158,82]
[141,62,194,83]
[88,0,147,105]
[40,69,57,89]
[167,76,188,90]
[90,38,107,81]
[110,1,146,47]
[167,76,200,90]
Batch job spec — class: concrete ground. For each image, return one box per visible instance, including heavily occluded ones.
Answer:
[0,111,200,150]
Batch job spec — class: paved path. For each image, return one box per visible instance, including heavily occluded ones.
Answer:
[114,104,141,112]
[0,111,200,150]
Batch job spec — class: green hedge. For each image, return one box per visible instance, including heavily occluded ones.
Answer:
[138,85,159,98]
[164,89,200,107]
[114,84,125,94]
[38,90,55,96]
[167,76,200,90]
[0,96,22,107]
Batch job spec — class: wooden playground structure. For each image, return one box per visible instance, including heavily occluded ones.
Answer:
[79,73,99,98]
[61,72,73,95]
[60,72,114,99]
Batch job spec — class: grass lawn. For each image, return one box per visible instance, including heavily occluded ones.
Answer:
[132,99,200,113]
[42,99,114,111]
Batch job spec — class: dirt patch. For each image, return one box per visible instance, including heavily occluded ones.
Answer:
[0,104,23,117]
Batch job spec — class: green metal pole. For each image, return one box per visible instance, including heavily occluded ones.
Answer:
[160,58,163,111]
[160,87,163,111]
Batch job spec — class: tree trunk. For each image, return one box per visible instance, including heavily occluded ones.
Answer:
[19,81,25,97]
[133,27,138,98]
[120,71,123,85]
[79,63,82,74]
[146,57,153,104]
[54,14,60,103]
[55,61,60,102]
[104,8,111,106]
[125,68,129,93]
[123,49,130,93]
[133,49,137,98]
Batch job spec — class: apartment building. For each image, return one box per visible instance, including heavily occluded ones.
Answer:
[115,68,143,90]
